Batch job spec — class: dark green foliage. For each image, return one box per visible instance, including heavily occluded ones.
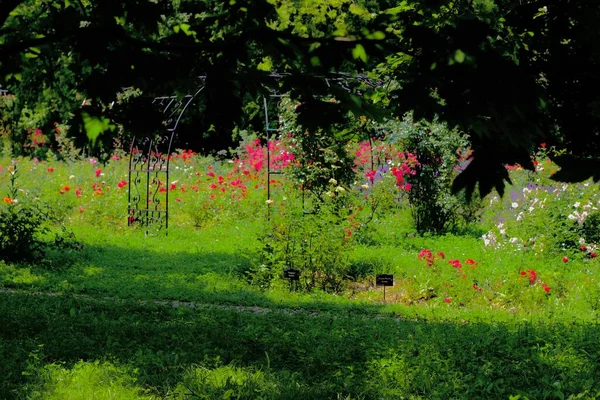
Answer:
[582,212,600,247]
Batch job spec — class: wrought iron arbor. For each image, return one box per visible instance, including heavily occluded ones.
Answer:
[127,72,381,231]
[127,80,206,232]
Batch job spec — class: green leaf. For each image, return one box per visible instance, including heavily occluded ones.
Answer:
[352,44,367,63]
[257,56,273,71]
[454,49,466,63]
[82,111,116,146]
[180,23,191,35]
[366,31,385,40]
[384,2,412,15]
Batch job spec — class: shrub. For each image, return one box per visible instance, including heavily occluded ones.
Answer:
[0,163,50,262]
[389,114,483,234]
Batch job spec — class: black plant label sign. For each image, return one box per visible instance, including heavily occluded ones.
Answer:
[376,274,394,287]
[283,268,300,281]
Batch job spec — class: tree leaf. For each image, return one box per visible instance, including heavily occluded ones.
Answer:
[352,44,367,63]
[82,111,116,146]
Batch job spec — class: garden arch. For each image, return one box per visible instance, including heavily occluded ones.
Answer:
[128,73,381,231]
[127,77,206,233]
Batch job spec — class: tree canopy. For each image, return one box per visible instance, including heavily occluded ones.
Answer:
[1,0,599,197]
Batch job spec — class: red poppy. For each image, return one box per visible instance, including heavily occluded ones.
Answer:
[117,180,127,188]
[542,283,551,293]
[47,167,54,173]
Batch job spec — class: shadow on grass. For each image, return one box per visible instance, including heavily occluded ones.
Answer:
[1,291,599,399]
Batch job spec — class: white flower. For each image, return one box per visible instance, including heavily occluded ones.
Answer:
[528,206,534,212]
[361,183,370,190]
[574,202,580,208]
[511,202,519,209]
[69,175,75,179]
[265,199,274,205]
[325,191,335,198]
[579,238,586,245]
[509,237,519,244]
[329,178,338,185]
[335,186,345,193]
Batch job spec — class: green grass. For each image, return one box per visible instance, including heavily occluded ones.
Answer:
[2,155,600,398]
[2,291,599,399]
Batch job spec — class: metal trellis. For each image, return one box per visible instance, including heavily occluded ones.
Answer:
[127,80,206,233]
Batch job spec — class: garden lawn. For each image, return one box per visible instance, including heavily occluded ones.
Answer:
[0,221,599,399]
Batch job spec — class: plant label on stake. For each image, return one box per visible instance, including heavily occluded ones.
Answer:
[283,268,300,292]
[283,268,300,280]
[376,274,394,301]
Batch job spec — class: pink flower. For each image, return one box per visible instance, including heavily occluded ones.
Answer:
[117,180,127,188]
[449,260,462,269]
[444,297,451,303]
[562,256,568,263]
[95,169,102,177]
[436,251,445,259]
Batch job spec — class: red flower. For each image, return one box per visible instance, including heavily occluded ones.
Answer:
[175,198,181,203]
[580,245,587,251]
[95,169,102,177]
[527,269,537,284]
[540,142,547,148]
[449,260,462,269]
[520,271,526,276]
[473,284,482,292]
[206,172,215,177]
[47,167,54,173]
[3,197,11,204]
[465,259,477,265]
[444,297,451,303]
[542,283,551,293]
[436,251,445,259]
[562,256,568,263]
[75,187,82,197]
[117,180,127,188]
[591,252,598,258]
[418,249,432,259]
[78,206,84,213]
